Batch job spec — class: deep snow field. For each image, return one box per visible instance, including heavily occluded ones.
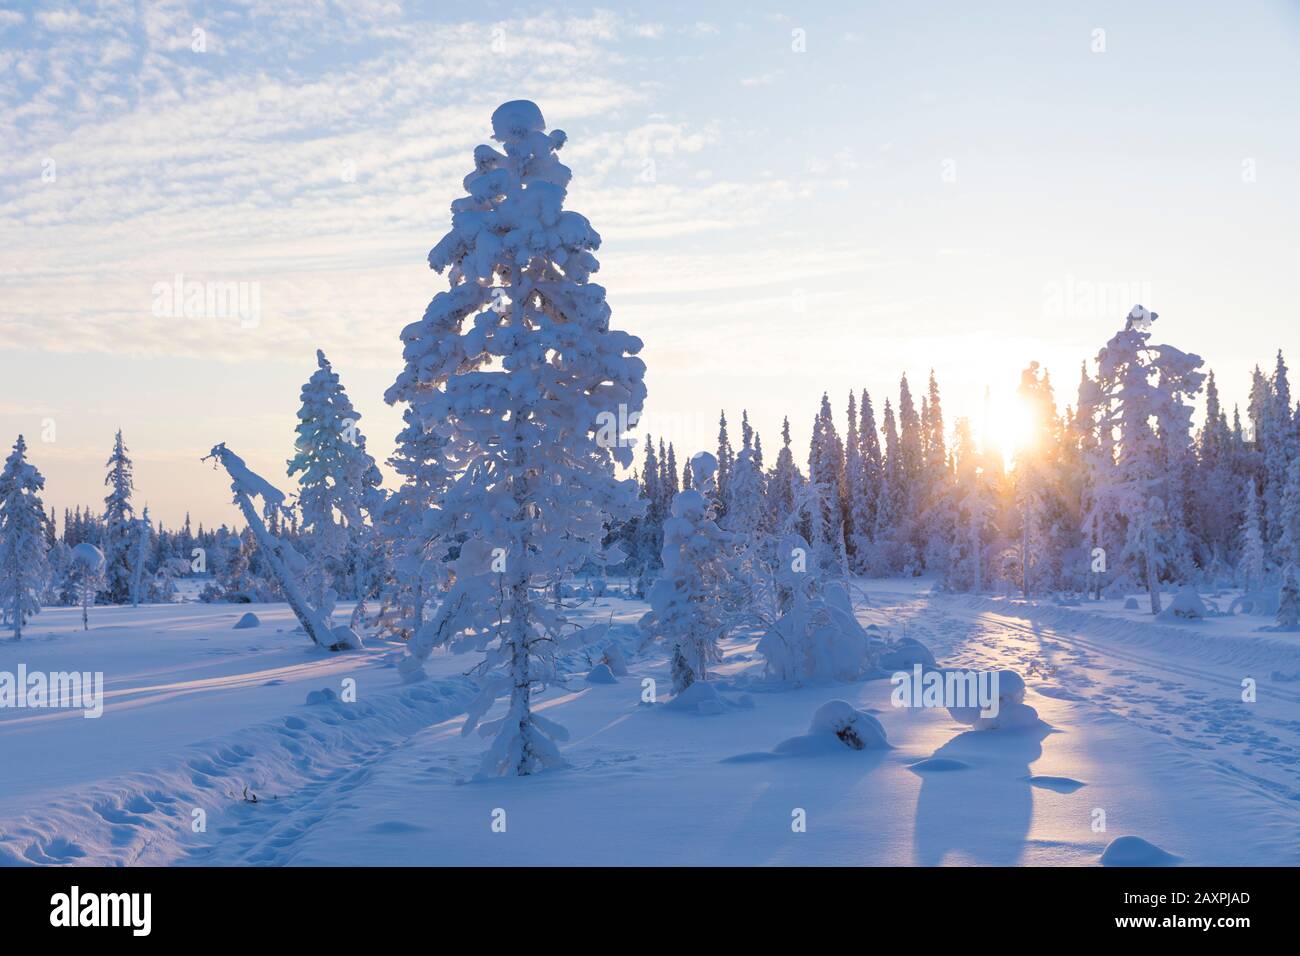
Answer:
[2,581,1299,867]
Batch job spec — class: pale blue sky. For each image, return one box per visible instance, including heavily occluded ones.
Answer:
[2,0,1298,527]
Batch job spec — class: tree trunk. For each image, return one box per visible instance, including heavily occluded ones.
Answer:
[232,488,335,648]
[1144,518,1162,615]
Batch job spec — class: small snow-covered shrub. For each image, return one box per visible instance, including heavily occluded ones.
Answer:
[799,700,889,751]
[878,636,937,671]
[1156,584,1208,621]
[586,663,617,684]
[757,544,874,681]
[599,643,629,676]
[664,680,727,715]
[810,700,888,750]
[946,669,1039,731]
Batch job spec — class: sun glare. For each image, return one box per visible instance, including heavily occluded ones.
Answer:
[983,393,1038,469]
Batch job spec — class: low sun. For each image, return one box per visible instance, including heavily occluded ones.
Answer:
[984,394,1039,468]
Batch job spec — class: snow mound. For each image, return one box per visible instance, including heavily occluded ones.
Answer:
[233,612,260,630]
[909,757,970,773]
[305,687,338,706]
[329,625,363,650]
[1123,597,1141,610]
[1156,585,1208,621]
[975,701,1041,731]
[1025,775,1086,793]
[585,663,617,684]
[947,669,1041,731]
[664,680,726,715]
[1099,835,1180,867]
[878,636,937,671]
[600,643,629,676]
[772,700,891,754]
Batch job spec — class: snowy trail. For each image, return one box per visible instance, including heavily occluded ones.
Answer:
[869,590,1300,807]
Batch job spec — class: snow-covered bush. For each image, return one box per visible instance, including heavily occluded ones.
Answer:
[1156,583,1208,621]
[757,534,873,682]
[877,635,937,671]
[769,699,890,754]
[946,669,1039,731]
[639,487,741,693]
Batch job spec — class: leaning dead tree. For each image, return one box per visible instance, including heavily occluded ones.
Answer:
[202,443,360,651]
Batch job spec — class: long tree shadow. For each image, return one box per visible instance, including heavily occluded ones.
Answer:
[913,722,1052,865]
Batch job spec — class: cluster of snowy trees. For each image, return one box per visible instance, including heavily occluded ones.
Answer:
[7,103,1298,778]
[0,430,204,635]
[618,306,1300,616]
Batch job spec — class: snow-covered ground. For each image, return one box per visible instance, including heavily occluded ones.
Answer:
[3,582,1299,866]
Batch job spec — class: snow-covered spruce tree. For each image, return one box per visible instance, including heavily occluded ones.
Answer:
[640,458,741,694]
[1278,564,1300,630]
[1277,457,1300,569]
[724,446,769,606]
[1081,306,1204,614]
[129,506,153,607]
[101,430,135,603]
[287,349,384,622]
[1238,479,1267,593]
[871,397,905,573]
[767,417,800,533]
[385,101,646,777]
[378,406,450,640]
[0,436,51,638]
[715,411,734,519]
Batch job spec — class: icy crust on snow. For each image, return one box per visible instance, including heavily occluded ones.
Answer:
[0,673,479,866]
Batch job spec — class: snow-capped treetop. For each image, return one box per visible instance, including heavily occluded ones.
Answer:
[1126,304,1157,330]
[691,451,718,488]
[288,349,383,532]
[0,435,43,499]
[491,99,548,143]
[70,541,106,573]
